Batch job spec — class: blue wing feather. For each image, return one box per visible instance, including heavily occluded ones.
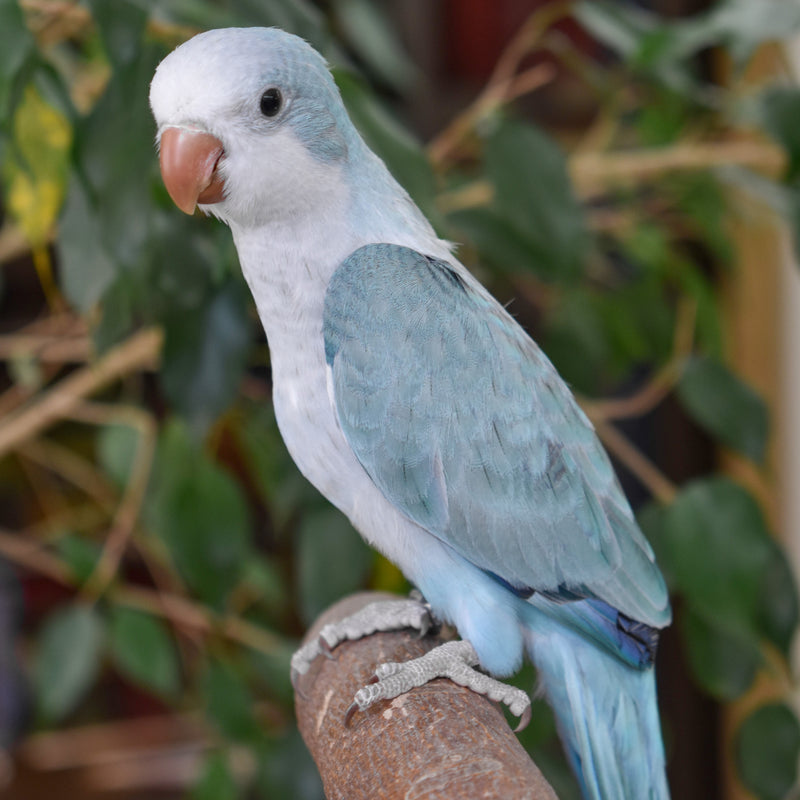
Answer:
[323,243,670,629]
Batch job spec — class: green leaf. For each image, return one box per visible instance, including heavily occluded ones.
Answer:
[56,534,101,584]
[191,752,239,800]
[97,422,140,487]
[148,421,252,609]
[87,0,147,70]
[681,608,760,700]
[203,658,262,744]
[238,403,321,528]
[688,0,800,65]
[58,175,117,311]
[661,478,775,643]
[672,174,733,267]
[74,42,162,271]
[485,120,587,281]
[109,607,180,697]
[573,1,650,60]
[3,83,72,247]
[761,87,800,181]
[296,507,372,625]
[542,288,610,394]
[150,0,324,41]
[757,542,800,658]
[161,277,252,435]
[736,703,800,800]
[255,729,325,800]
[33,603,104,722]
[0,0,36,123]
[335,0,414,90]
[249,642,295,708]
[677,355,768,462]
[241,557,288,615]
[449,206,569,282]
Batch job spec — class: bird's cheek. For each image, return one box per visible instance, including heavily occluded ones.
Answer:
[158,126,226,214]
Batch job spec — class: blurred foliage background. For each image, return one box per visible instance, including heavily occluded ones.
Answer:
[1,0,800,798]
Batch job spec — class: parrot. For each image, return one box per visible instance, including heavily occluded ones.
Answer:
[150,27,671,799]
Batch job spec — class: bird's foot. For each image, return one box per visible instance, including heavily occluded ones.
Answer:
[290,596,434,685]
[346,639,532,732]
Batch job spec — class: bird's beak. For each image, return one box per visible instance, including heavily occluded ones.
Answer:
[158,126,226,214]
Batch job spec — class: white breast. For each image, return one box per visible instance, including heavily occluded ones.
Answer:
[227,156,455,584]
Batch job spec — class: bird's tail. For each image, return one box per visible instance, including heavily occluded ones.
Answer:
[523,608,670,800]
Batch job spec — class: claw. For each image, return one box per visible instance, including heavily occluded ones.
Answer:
[367,674,379,684]
[514,704,532,733]
[412,614,430,639]
[319,635,336,660]
[344,701,359,727]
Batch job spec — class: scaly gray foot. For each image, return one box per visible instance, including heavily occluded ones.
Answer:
[346,639,532,731]
[290,597,433,684]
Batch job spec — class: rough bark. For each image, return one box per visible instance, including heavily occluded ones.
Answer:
[294,591,559,800]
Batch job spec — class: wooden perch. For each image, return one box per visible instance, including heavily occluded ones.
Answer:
[294,592,558,800]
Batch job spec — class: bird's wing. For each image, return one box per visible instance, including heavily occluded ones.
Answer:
[323,243,670,627]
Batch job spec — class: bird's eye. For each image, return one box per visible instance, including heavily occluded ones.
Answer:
[260,88,282,117]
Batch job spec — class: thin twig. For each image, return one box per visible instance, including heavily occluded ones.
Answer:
[0,527,286,655]
[113,585,286,655]
[69,402,157,601]
[19,712,209,772]
[583,299,697,422]
[0,331,92,363]
[570,140,785,195]
[0,528,71,584]
[0,327,162,460]
[486,0,573,88]
[17,437,118,512]
[0,223,32,265]
[428,62,556,166]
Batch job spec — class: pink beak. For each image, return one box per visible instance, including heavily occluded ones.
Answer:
[158,127,226,214]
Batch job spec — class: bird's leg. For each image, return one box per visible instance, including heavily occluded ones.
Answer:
[290,595,435,684]
[346,639,532,731]
[290,592,531,730]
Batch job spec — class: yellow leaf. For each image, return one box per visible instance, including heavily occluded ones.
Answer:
[3,85,72,247]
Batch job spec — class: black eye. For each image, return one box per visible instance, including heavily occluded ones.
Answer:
[260,88,282,117]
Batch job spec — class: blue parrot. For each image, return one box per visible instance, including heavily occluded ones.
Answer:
[150,27,671,799]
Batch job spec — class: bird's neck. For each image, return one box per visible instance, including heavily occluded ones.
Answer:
[231,140,449,339]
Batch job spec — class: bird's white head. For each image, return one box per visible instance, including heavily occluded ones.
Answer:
[150,27,360,229]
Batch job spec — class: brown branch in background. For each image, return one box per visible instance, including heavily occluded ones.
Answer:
[65,401,158,601]
[295,592,558,800]
[115,585,285,655]
[0,528,286,656]
[16,437,118,512]
[486,1,573,89]
[0,331,92,364]
[20,0,197,46]
[427,2,570,167]
[0,528,72,584]
[584,298,697,423]
[19,712,209,774]
[0,223,34,264]
[570,140,785,195]
[428,62,556,167]
[0,327,162,460]
[593,419,678,505]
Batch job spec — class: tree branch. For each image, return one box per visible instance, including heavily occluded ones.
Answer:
[294,592,558,800]
[0,327,162,460]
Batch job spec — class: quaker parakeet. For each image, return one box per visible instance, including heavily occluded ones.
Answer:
[150,27,671,799]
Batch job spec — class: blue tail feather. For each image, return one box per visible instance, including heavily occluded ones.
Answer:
[523,604,669,800]
[528,594,659,669]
